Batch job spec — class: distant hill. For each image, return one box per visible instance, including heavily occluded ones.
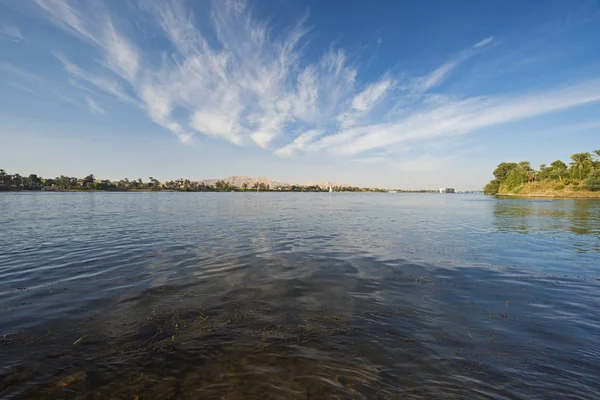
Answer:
[200,176,344,188]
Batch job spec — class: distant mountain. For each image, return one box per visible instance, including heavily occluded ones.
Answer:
[199,176,345,188]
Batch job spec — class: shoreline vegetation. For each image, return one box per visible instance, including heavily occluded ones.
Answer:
[0,169,472,193]
[484,150,600,198]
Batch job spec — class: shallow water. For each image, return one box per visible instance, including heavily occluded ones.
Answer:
[1,192,599,399]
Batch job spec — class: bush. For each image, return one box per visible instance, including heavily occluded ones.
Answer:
[553,184,564,191]
[572,181,580,186]
[563,178,571,185]
[484,180,500,195]
[585,178,600,192]
[503,170,528,191]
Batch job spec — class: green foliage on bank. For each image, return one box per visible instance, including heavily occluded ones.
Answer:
[484,150,600,195]
[0,169,386,193]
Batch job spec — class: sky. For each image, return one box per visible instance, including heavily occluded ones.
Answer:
[1,0,600,189]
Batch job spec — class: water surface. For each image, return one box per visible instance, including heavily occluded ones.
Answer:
[1,193,599,399]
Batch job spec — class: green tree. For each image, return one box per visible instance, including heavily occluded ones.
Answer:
[149,177,160,190]
[23,174,42,190]
[551,160,567,171]
[215,180,226,191]
[0,169,10,188]
[27,174,41,185]
[503,169,528,191]
[516,161,537,182]
[93,180,115,191]
[537,164,552,181]
[484,180,500,194]
[551,166,567,182]
[493,162,519,183]
[55,175,72,190]
[83,174,95,186]
[518,161,532,171]
[570,152,592,181]
[12,174,22,189]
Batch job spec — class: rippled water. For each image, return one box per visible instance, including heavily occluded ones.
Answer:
[1,192,599,399]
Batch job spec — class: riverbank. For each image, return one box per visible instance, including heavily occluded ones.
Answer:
[497,181,600,198]
[499,192,600,198]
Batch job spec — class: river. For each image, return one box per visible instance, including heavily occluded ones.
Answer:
[1,192,599,399]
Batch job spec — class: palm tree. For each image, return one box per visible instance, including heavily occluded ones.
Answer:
[552,166,567,182]
[0,169,9,187]
[593,150,600,162]
[12,173,22,189]
[570,152,592,181]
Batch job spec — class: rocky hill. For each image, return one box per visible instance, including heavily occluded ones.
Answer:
[200,176,343,188]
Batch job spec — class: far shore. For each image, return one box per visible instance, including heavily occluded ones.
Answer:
[0,188,480,194]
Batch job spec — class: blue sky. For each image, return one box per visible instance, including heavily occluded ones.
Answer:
[1,0,599,189]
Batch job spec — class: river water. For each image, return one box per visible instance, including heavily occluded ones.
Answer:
[1,192,599,399]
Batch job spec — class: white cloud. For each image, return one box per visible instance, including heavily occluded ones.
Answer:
[84,97,106,115]
[33,0,99,45]
[312,80,600,156]
[54,53,137,104]
[192,110,243,145]
[474,36,495,48]
[338,78,393,128]
[414,36,495,92]
[351,79,392,111]
[24,1,600,161]
[1,24,23,40]
[103,20,139,82]
[274,129,322,157]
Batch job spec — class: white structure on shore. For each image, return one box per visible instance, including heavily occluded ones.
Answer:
[439,188,455,193]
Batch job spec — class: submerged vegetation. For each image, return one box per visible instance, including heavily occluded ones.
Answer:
[484,150,600,196]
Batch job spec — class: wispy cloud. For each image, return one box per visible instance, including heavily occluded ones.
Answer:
[414,36,495,92]
[310,80,600,156]
[22,0,600,161]
[274,129,322,157]
[32,0,98,44]
[5,81,40,96]
[53,53,137,105]
[0,62,41,83]
[473,36,494,48]
[0,62,83,107]
[85,96,106,115]
[1,24,23,40]
[337,78,393,128]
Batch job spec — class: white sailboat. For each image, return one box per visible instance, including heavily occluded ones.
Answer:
[329,185,333,193]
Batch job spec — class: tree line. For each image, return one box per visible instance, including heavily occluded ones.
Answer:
[484,150,600,194]
[0,170,376,192]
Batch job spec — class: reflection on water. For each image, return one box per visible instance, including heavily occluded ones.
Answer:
[1,193,599,399]
[493,198,600,238]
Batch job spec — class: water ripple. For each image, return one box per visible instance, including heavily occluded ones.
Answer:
[1,193,599,398]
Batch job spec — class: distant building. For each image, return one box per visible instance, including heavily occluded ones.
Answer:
[439,188,455,193]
